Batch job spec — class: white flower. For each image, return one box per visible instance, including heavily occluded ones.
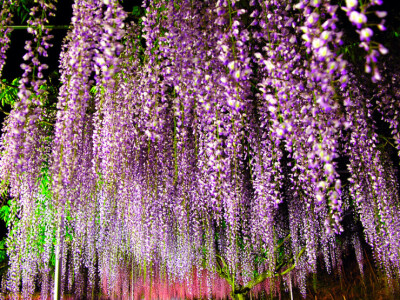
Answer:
[360,28,373,41]
[234,70,241,79]
[306,13,319,26]
[375,11,387,18]
[264,60,274,72]
[378,44,388,55]
[310,0,321,7]
[320,31,331,42]
[349,11,367,27]
[254,52,263,60]
[312,38,323,49]
[324,163,334,175]
[345,0,358,9]
[317,181,327,190]
[316,192,325,204]
[276,128,284,138]
[318,46,329,58]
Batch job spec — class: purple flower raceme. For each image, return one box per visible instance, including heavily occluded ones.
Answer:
[0,1,57,296]
[295,0,345,236]
[0,1,14,77]
[342,0,388,81]
[0,0,56,191]
[374,59,400,157]
[345,75,400,281]
[51,0,102,209]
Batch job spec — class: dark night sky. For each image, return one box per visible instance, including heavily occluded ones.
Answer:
[2,0,72,81]
[2,0,143,81]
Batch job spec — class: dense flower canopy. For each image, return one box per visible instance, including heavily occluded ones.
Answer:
[0,0,399,299]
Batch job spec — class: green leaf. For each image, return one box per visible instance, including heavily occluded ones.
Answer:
[132,6,141,17]
[50,252,56,267]
[0,205,10,222]
[0,249,7,263]
[11,78,19,86]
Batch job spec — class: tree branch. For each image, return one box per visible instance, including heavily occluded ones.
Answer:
[243,246,306,291]
[215,254,233,287]
[215,234,305,297]
[0,108,9,115]
[40,120,54,127]
[274,233,291,252]
[5,25,70,30]
[276,247,306,277]
[0,81,19,90]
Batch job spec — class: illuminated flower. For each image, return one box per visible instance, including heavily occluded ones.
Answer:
[349,11,367,28]
[360,27,373,42]
[345,0,358,10]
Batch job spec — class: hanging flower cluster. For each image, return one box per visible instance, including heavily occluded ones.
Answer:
[345,69,400,285]
[342,0,388,81]
[0,0,398,299]
[0,0,14,77]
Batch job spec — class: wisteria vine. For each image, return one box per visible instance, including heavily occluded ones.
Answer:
[0,0,399,299]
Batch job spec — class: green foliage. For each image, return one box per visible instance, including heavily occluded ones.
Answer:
[0,200,11,226]
[0,75,59,138]
[0,199,12,268]
[0,75,59,110]
[90,85,106,96]
[0,78,19,107]
[34,167,55,254]
[131,6,142,18]
[0,239,6,261]
[337,42,362,63]
[6,0,34,24]
[0,166,61,273]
